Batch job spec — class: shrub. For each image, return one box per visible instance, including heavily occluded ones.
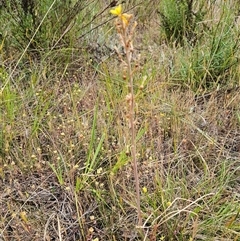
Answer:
[158,0,205,46]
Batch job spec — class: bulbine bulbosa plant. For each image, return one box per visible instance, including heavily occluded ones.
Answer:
[110,4,142,227]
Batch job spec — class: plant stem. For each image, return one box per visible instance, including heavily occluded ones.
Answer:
[123,29,142,227]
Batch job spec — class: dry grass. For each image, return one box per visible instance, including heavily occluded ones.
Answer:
[1,1,240,240]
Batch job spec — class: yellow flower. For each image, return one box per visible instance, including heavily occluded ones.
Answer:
[142,186,148,193]
[110,4,132,27]
[121,13,133,25]
[166,201,172,207]
[110,4,122,16]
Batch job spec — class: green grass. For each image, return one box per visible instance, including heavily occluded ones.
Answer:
[1,0,240,240]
